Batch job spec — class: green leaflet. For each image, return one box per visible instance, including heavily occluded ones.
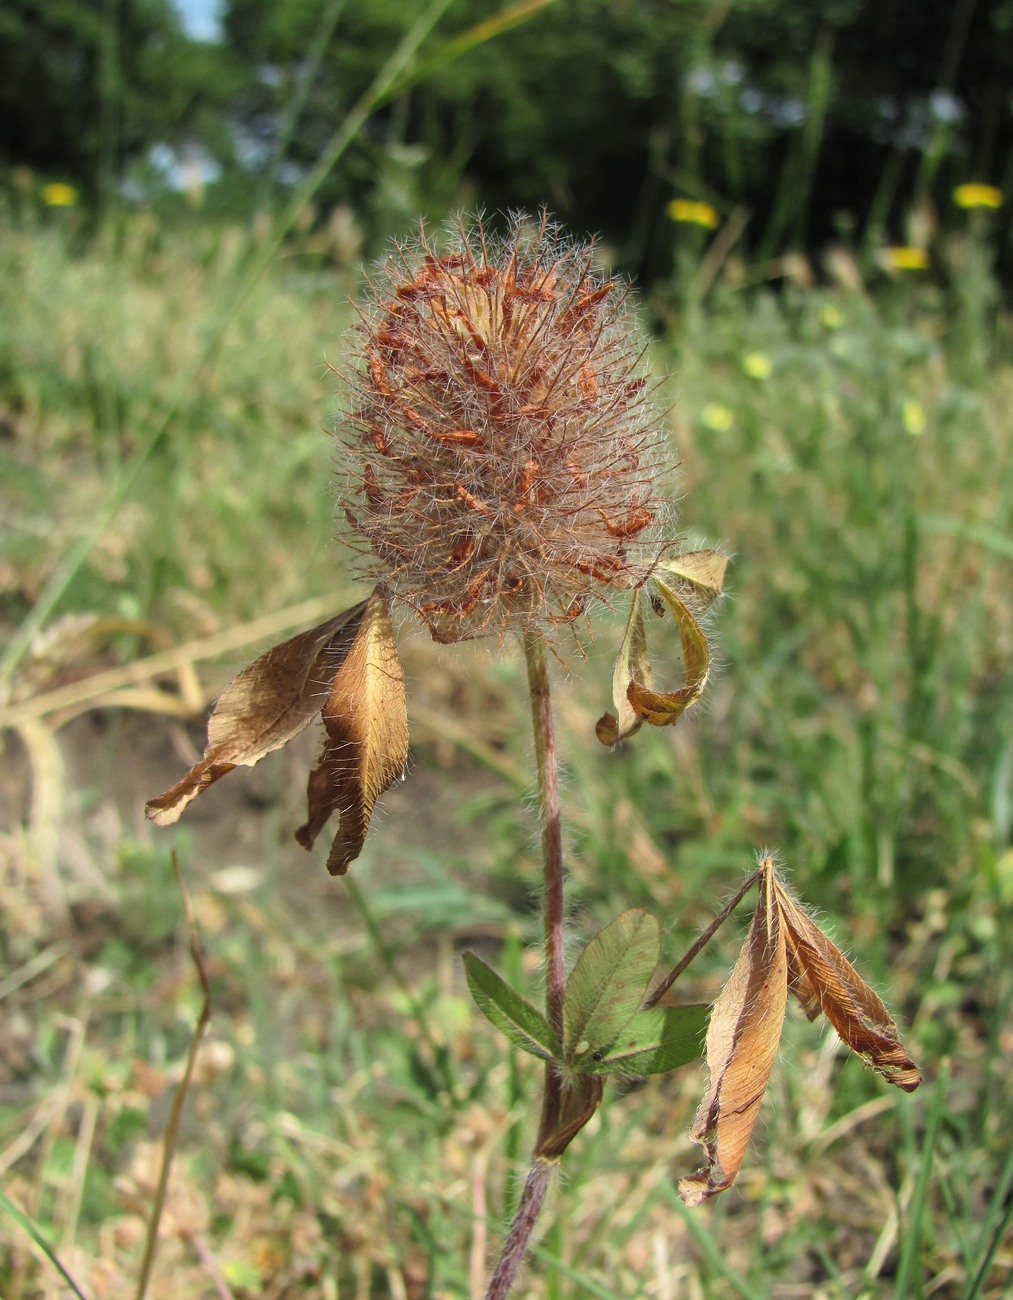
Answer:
[463,952,562,1062]
[562,909,660,1060]
[585,1005,710,1077]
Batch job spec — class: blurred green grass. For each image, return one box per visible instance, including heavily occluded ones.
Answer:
[1,210,1011,1297]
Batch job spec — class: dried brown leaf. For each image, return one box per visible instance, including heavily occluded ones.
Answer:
[145,603,368,826]
[295,588,408,875]
[656,549,730,615]
[626,579,710,727]
[774,873,922,1092]
[680,860,788,1205]
[596,575,715,747]
[595,595,651,745]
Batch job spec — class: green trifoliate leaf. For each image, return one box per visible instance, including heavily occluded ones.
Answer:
[563,909,660,1061]
[463,952,561,1063]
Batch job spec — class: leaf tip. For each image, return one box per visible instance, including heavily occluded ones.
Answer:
[678,1170,722,1207]
[144,798,180,828]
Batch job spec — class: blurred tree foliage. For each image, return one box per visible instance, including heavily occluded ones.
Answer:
[0,0,241,199]
[3,0,1011,275]
[222,0,1013,274]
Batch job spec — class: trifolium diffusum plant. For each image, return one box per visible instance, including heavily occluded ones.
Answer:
[148,212,920,1297]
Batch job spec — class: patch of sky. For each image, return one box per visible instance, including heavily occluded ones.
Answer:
[171,0,221,42]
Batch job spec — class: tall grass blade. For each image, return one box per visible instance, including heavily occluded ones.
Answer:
[380,0,560,106]
[262,0,350,198]
[892,1062,947,1298]
[962,1138,1013,1299]
[916,513,1013,561]
[761,25,835,256]
[0,1186,88,1300]
[345,876,457,1097]
[661,1183,766,1300]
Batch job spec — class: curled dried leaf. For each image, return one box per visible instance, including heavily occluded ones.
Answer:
[145,602,368,826]
[596,573,716,747]
[295,588,408,874]
[625,580,710,727]
[680,862,788,1206]
[595,594,650,745]
[774,871,922,1092]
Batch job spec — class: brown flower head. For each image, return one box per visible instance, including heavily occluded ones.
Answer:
[145,217,721,874]
[339,212,670,643]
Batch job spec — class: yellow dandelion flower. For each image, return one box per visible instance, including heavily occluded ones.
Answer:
[902,400,926,436]
[884,246,930,271]
[668,199,720,230]
[820,304,844,329]
[953,183,1003,210]
[41,182,78,208]
[701,403,734,432]
[742,352,772,380]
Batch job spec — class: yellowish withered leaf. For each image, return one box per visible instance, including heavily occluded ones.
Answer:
[595,594,651,745]
[145,602,368,826]
[657,549,730,616]
[626,579,710,727]
[680,861,788,1206]
[295,588,408,875]
[774,873,922,1092]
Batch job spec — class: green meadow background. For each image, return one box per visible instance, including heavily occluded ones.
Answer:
[2,1,1012,1296]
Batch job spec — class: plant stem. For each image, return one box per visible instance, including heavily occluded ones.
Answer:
[644,866,762,1009]
[485,1160,554,1300]
[485,633,567,1298]
[522,632,567,1043]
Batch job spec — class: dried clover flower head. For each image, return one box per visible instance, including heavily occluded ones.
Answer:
[340,212,671,643]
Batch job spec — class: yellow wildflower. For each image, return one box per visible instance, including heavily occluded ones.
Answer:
[668,199,720,230]
[742,352,772,380]
[884,247,930,271]
[41,182,78,207]
[820,305,843,329]
[701,403,734,432]
[953,183,1003,210]
[902,400,926,436]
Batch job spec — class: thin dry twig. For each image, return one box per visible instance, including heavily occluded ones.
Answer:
[135,854,212,1300]
[644,868,762,1008]
[1,595,345,730]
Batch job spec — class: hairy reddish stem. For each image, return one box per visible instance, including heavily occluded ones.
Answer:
[485,633,567,1297]
[485,1160,554,1300]
[522,631,567,1042]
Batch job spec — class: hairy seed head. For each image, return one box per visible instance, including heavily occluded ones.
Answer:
[339,213,671,643]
